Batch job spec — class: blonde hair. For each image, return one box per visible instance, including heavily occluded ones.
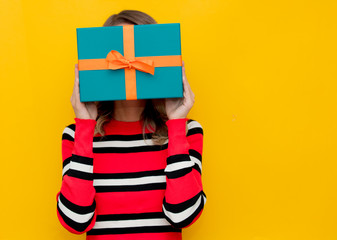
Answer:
[94,10,170,145]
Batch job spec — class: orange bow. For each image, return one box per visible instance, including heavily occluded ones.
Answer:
[106,50,155,75]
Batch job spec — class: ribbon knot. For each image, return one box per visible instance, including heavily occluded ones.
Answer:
[120,58,132,68]
[106,50,154,75]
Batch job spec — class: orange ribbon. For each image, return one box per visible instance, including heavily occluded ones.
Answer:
[78,25,182,100]
[106,50,155,75]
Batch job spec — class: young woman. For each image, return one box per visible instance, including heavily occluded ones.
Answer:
[56,10,206,240]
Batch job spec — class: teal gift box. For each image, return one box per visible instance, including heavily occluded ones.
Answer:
[76,23,183,102]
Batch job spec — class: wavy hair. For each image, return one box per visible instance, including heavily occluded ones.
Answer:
[94,10,170,145]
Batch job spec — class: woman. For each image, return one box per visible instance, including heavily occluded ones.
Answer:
[56,10,206,240]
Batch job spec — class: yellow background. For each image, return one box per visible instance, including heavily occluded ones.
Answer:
[1,0,337,239]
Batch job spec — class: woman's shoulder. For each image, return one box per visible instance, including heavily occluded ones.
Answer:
[186,118,204,136]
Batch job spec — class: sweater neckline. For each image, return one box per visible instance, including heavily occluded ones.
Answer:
[108,118,143,128]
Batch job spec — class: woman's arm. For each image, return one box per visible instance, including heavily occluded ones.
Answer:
[56,118,97,234]
[162,118,207,228]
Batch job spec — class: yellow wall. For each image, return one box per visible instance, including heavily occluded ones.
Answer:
[1,0,337,239]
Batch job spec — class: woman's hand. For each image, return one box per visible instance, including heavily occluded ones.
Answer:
[165,61,195,120]
[70,64,98,120]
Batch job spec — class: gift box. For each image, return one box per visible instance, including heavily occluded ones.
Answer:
[76,23,183,102]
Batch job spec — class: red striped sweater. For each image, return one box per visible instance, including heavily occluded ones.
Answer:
[56,117,206,240]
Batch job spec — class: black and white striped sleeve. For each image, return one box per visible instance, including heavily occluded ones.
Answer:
[162,118,207,228]
[56,118,98,234]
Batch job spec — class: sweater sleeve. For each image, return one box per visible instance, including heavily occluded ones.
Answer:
[162,118,207,228]
[56,118,97,234]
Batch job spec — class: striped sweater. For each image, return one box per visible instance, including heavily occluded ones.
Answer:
[56,117,206,240]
